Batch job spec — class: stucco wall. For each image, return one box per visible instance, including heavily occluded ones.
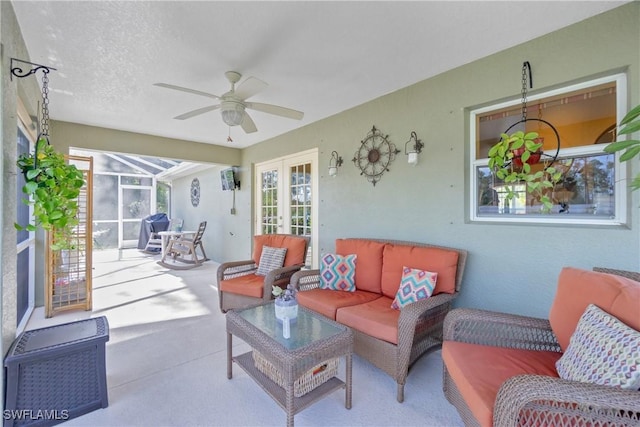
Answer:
[236,3,640,318]
[170,165,249,264]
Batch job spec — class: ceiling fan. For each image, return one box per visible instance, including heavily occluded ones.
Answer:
[154,71,304,134]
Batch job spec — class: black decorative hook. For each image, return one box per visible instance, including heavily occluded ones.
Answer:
[10,58,56,81]
[523,61,532,89]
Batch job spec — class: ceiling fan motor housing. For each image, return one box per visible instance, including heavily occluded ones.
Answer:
[221,100,245,126]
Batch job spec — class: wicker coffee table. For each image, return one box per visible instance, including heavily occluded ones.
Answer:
[226,302,353,427]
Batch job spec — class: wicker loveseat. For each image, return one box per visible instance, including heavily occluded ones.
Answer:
[291,238,467,402]
[442,267,640,427]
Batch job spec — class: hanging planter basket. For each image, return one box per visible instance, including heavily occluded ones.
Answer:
[487,62,564,213]
[503,117,560,171]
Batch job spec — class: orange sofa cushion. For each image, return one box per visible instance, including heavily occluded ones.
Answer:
[380,244,459,298]
[549,267,640,351]
[336,296,400,344]
[442,341,561,427]
[335,239,385,294]
[252,235,307,267]
[219,274,265,298]
[297,288,380,320]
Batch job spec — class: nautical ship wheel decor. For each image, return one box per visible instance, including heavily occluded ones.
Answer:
[352,126,400,186]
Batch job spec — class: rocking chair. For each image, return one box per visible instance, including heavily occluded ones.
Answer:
[159,221,208,269]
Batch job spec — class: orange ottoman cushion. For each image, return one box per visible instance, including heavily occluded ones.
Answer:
[442,341,561,427]
[335,239,385,294]
[549,267,640,351]
[381,244,459,298]
[219,274,265,298]
[336,296,399,344]
[297,288,380,320]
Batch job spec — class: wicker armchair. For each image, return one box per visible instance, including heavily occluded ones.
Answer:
[442,267,640,427]
[291,239,468,403]
[217,234,310,313]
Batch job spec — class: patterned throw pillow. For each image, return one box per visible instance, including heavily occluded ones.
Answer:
[391,267,437,309]
[256,246,287,276]
[556,304,640,390]
[320,253,357,291]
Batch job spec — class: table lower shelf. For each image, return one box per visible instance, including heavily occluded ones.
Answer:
[233,351,346,415]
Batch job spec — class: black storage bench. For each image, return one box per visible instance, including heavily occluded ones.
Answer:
[4,316,109,427]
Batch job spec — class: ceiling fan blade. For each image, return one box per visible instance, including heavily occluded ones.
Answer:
[154,83,220,100]
[245,102,304,120]
[174,104,221,120]
[234,77,268,100]
[240,112,258,134]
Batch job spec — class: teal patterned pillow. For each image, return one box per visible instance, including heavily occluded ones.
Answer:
[556,304,640,390]
[320,253,357,291]
[256,246,287,276]
[391,267,437,309]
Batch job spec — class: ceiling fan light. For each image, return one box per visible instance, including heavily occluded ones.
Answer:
[221,102,245,126]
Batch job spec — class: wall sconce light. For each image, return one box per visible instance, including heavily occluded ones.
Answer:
[404,131,424,165]
[328,151,343,177]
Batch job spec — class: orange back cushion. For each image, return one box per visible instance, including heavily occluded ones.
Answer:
[549,267,640,351]
[252,235,307,267]
[335,239,385,294]
[380,244,459,298]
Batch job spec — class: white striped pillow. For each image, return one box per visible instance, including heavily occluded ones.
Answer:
[256,246,287,276]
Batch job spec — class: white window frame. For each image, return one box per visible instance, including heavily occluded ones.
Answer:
[469,73,628,226]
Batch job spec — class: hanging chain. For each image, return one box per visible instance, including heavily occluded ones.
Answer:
[40,70,51,137]
[521,64,528,121]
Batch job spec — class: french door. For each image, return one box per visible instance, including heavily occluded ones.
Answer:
[255,149,318,268]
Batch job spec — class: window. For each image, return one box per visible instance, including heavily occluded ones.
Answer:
[470,74,627,225]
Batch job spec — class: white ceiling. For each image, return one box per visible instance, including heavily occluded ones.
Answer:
[11,1,628,149]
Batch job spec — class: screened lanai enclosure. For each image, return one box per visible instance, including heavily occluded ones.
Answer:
[70,149,176,249]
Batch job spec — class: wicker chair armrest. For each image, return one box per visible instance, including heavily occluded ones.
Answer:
[494,374,640,426]
[443,308,561,352]
[217,260,257,282]
[290,269,321,291]
[398,292,456,330]
[262,264,305,297]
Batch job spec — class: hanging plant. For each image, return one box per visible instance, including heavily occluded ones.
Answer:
[15,137,85,250]
[487,62,564,213]
[488,130,563,213]
[603,103,640,190]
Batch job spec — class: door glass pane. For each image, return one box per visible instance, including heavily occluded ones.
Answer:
[17,250,29,322]
[123,221,142,241]
[16,129,30,244]
[94,175,119,221]
[260,170,278,234]
[122,188,151,219]
[290,163,311,237]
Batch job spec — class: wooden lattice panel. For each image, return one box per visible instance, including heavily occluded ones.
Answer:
[45,155,93,317]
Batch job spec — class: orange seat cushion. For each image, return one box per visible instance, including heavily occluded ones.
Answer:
[381,244,459,298]
[252,235,307,267]
[219,274,265,298]
[442,341,561,427]
[297,288,380,320]
[335,239,386,294]
[549,267,640,351]
[336,296,399,344]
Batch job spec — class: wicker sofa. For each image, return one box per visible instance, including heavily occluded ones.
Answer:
[442,267,640,427]
[291,238,467,402]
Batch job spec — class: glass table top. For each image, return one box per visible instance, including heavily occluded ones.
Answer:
[237,302,345,351]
